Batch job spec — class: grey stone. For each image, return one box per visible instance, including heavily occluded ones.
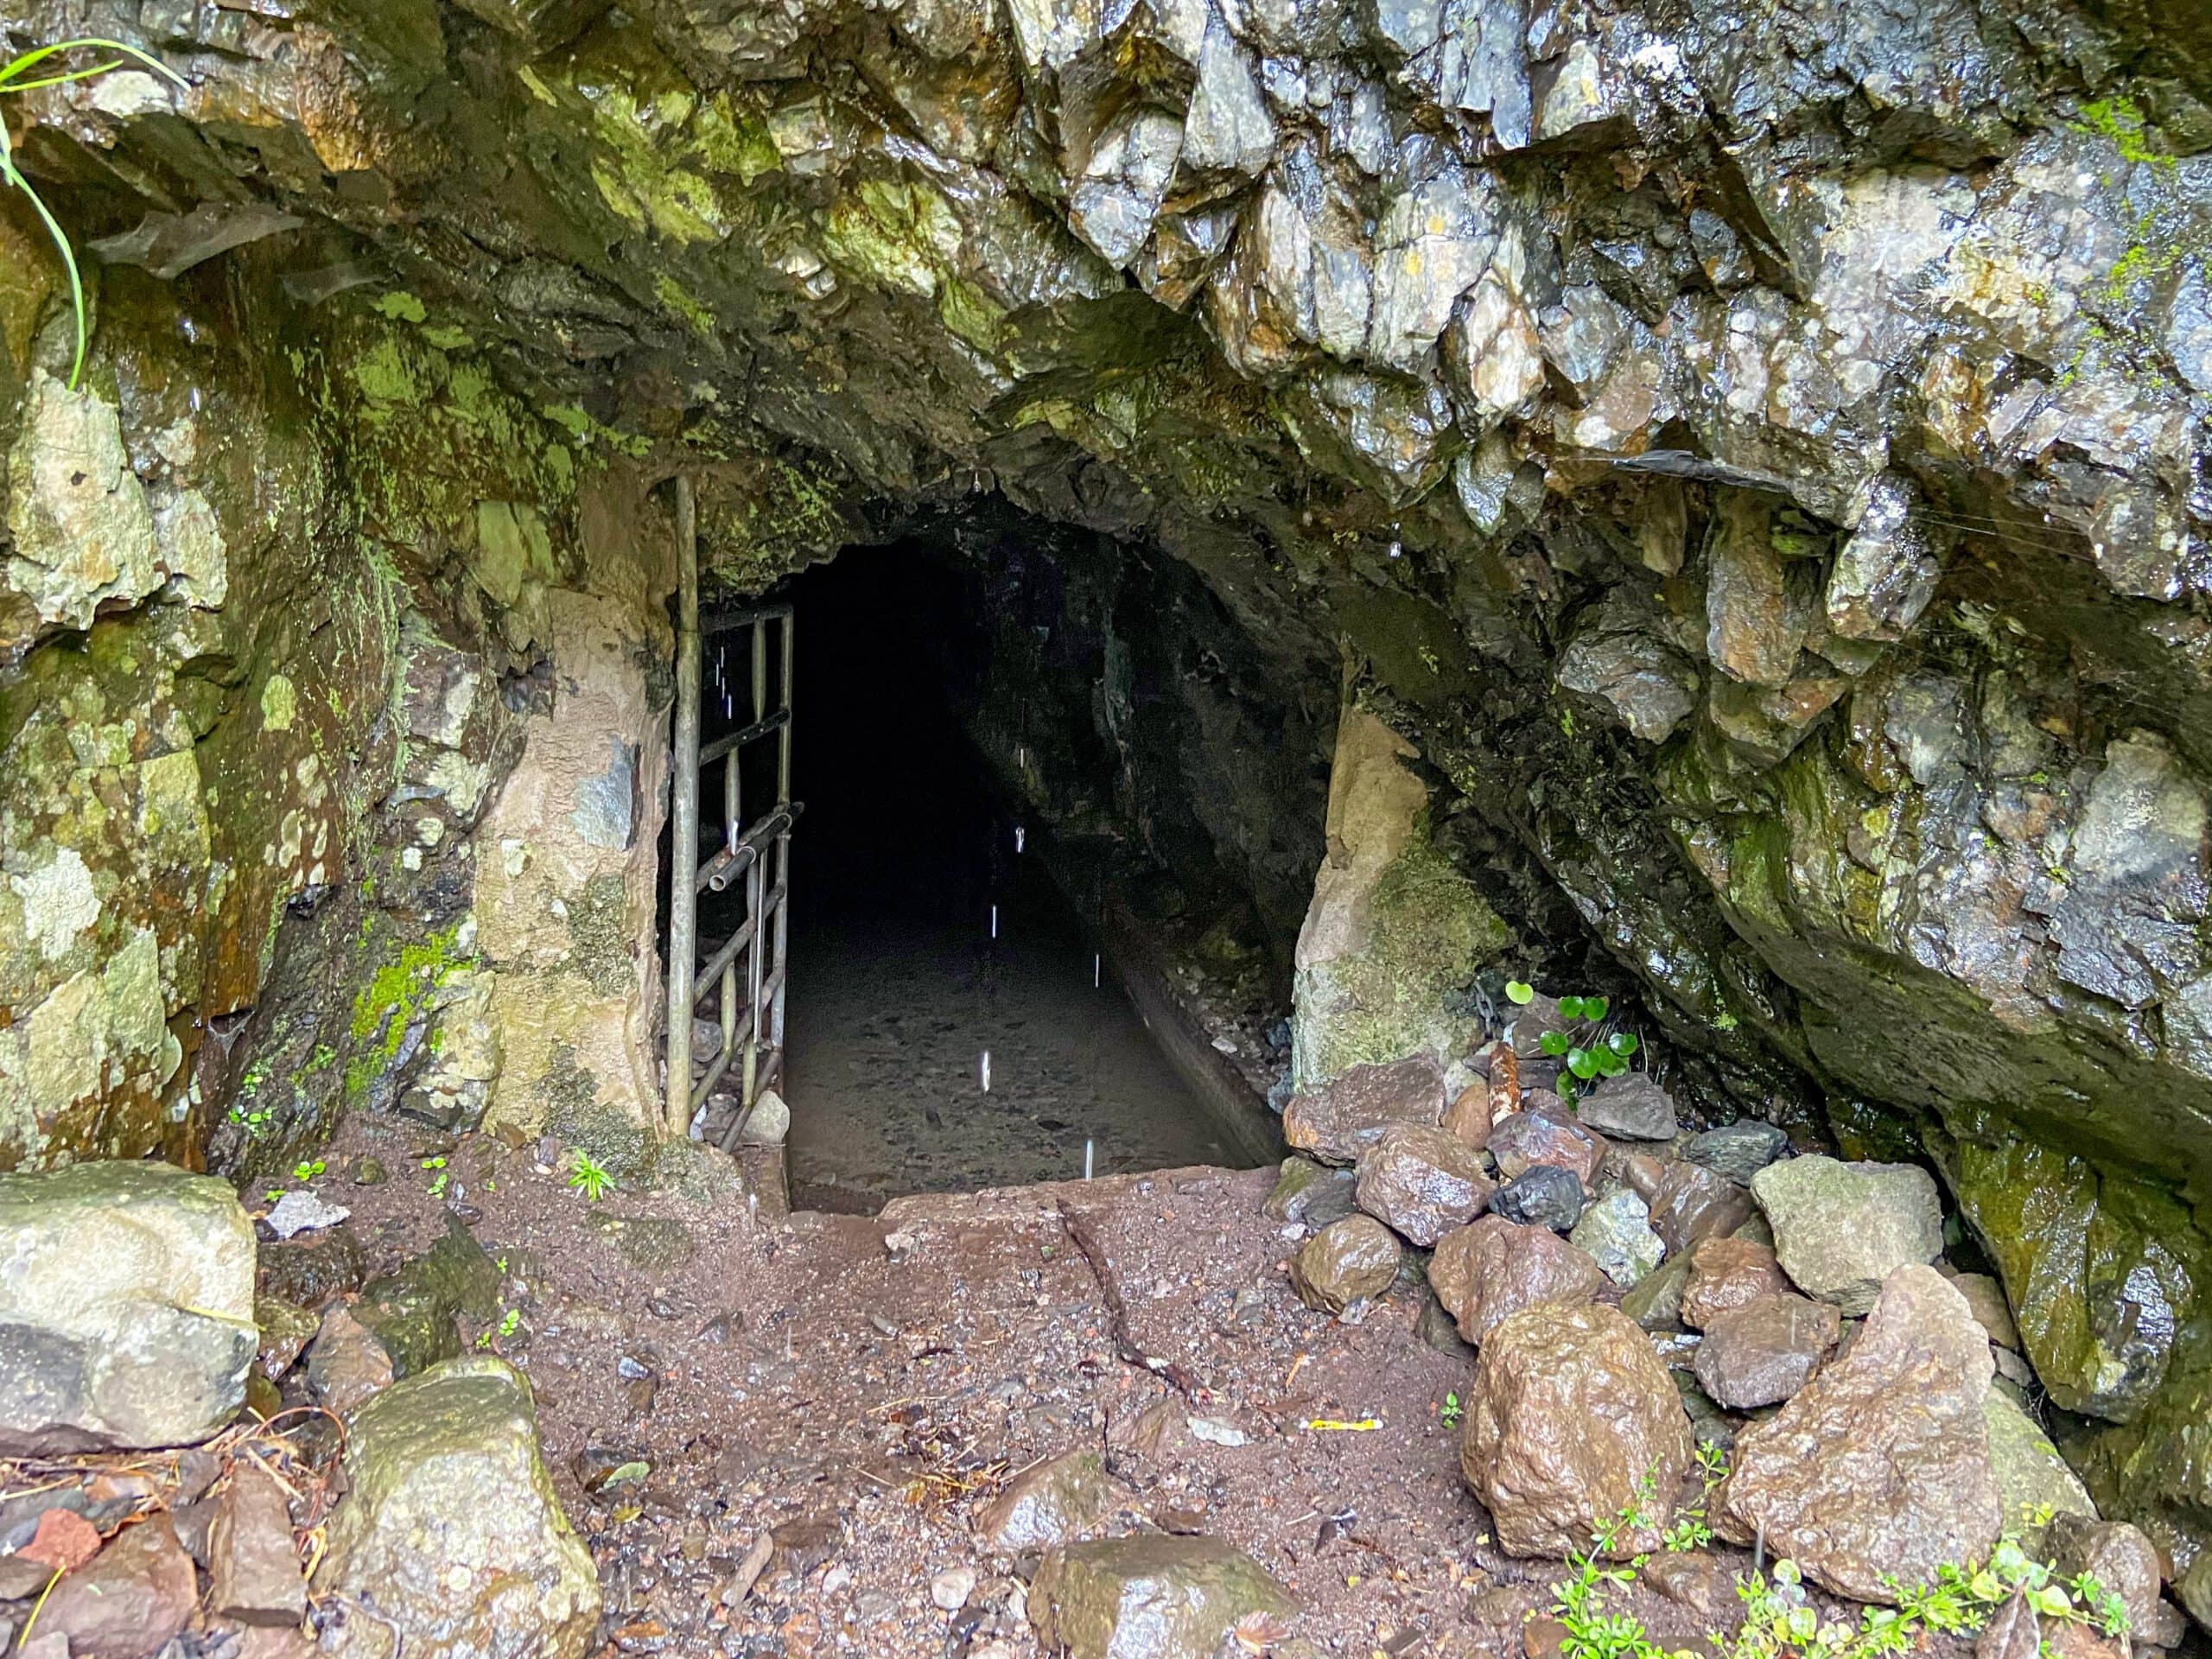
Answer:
[974,1450,1130,1552]
[1568,1188,1664,1287]
[1751,1156,1945,1316]
[1691,1292,1840,1409]
[313,1357,600,1658]
[1983,1391,2095,1539]
[1493,1165,1585,1232]
[1575,1075,1677,1141]
[1682,1123,1789,1184]
[0,1160,255,1454]
[1030,1535,1298,1659]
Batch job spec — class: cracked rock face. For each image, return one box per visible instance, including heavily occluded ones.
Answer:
[6,0,2212,1572]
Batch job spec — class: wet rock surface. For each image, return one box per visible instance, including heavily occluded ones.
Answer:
[1429,1214,1604,1345]
[975,1451,1131,1553]
[1754,1158,1946,1316]
[1718,1266,2002,1602]
[1680,1236,1793,1329]
[1568,1188,1662,1286]
[1461,1302,1691,1559]
[1691,1292,1841,1410]
[1492,1165,1586,1233]
[1575,1077,1677,1142]
[1029,1535,1298,1659]
[1353,1124,1495,1246]
[1282,1056,1446,1166]
[1289,1214,1402,1313]
[1489,1111,1605,1188]
[313,1356,601,1659]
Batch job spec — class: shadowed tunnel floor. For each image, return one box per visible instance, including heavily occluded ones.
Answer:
[754,542,1232,1212]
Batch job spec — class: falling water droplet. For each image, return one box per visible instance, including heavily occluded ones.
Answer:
[1093,954,1102,988]
[1017,745,1027,768]
[1387,539,1402,559]
[1084,1140,1095,1180]
[980,1051,992,1092]
[990,905,999,939]
[1014,825,1026,854]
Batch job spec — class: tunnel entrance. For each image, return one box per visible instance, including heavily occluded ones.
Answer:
[677,521,1287,1213]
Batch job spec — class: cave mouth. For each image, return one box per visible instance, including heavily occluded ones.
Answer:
[677,513,1292,1213]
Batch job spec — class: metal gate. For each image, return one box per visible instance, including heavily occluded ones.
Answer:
[664,476,799,1145]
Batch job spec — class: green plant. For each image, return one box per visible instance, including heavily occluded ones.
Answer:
[0,40,186,387]
[1662,1442,1727,1552]
[567,1150,613,1201]
[1716,1530,2129,1659]
[1440,1390,1462,1428]
[1506,980,1639,1102]
[1551,1475,1689,1659]
[292,1159,326,1182]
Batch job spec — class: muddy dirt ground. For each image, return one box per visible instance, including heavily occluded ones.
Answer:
[296,1112,1869,1659]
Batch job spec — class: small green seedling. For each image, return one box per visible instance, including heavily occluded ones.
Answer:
[1440,1390,1462,1428]
[567,1150,613,1201]
[292,1159,326,1183]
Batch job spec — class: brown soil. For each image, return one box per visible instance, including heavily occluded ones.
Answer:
[304,1109,1887,1659]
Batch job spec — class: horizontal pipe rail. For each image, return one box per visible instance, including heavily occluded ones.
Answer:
[702,602,794,634]
[700,706,791,766]
[694,802,804,894]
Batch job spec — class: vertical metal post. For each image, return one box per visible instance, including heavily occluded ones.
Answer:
[720,659,741,1084]
[741,617,770,1107]
[771,613,794,1061]
[663,474,702,1137]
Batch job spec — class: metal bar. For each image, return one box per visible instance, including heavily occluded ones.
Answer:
[700,602,794,634]
[694,917,757,1005]
[721,646,741,1090]
[741,853,764,1106]
[689,1037,736,1116]
[690,880,785,1009]
[769,613,793,1071]
[699,706,790,766]
[662,474,702,1138]
[695,802,802,894]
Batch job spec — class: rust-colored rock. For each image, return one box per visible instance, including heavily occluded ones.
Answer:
[1648,1161,1753,1256]
[1443,1084,1494,1153]
[1355,1124,1495,1246]
[1428,1214,1603,1346]
[1289,1214,1402,1314]
[1488,1110,1604,1187]
[1691,1292,1840,1409]
[42,1516,198,1659]
[1460,1301,1692,1559]
[1283,1056,1446,1166]
[210,1460,305,1626]
[1680,1236,1792,1330]
[1716,1265,2001,1603]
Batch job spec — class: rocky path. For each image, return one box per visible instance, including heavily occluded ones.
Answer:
[296,1120,1756,1658]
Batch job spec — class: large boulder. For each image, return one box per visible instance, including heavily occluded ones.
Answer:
[1716,1266,2001,1602]
[1029,1535,1298,1659]
[1354,1124,1495,1245]
[1751,1156,1944,1316]
[1282,1055,1446,1166]
[313,1357,600,1658]
[1460,1302,1692,1558]
[0,1160,256,1453]
[1289,707,1511,1090]
[1428,1214,1603,1345]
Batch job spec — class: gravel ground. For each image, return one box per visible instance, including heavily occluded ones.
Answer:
[302,1115,1891,1659]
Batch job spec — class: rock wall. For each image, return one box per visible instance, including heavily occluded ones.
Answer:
[0,247,674,1176]
[3,0,2212,1571]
